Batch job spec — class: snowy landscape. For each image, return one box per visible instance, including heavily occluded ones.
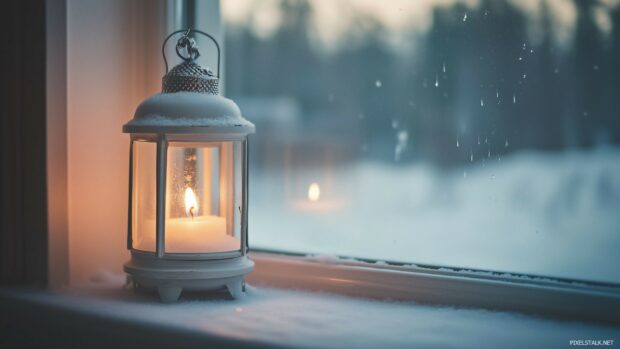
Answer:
[250,147,620,284]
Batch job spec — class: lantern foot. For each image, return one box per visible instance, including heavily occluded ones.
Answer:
[227,280,244,299]
[158,286,182,303]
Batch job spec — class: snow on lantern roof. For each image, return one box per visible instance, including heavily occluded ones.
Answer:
[123,92,255,135]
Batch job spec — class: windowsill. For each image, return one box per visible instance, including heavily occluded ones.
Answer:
[2,281,618,348]
[2,253,619,348]
[248,251,620,324]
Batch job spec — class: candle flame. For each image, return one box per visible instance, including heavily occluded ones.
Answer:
[184,187,199,218]
[308,183,320,202]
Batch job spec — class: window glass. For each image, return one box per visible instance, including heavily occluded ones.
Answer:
[223,0,620,284]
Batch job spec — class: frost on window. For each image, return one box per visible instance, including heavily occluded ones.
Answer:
[223,0,620,284]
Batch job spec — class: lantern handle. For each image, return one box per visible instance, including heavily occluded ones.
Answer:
[161,29,221,78]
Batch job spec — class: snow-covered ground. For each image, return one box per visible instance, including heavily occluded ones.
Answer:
[250,147,620,284]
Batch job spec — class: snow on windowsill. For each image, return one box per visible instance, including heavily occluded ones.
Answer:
[3,271,618,349]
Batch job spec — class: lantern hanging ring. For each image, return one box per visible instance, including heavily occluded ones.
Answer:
[161,28,221,77]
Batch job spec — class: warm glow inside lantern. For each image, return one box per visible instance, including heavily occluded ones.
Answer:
[123,30,255,302]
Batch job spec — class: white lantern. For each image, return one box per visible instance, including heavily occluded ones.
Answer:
[123,29,255,302]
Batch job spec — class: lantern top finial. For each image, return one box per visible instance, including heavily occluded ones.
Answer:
[162,61,219,94]
[161,29,221,94]
[123,29,254,135]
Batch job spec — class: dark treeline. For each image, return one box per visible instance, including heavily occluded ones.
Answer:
[225,0,620,166]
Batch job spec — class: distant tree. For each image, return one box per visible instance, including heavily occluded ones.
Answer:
[572,0,606,147]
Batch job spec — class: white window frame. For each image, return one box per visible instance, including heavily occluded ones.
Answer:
[248,252,620,324]
[47,0,620,325]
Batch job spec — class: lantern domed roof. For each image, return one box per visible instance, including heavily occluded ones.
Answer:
[123,92,255,135]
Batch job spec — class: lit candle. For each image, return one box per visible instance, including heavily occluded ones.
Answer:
[164,214,237,253]
[136,188,240,253]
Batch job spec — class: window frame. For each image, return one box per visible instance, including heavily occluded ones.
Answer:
[35,0,620,326]
[248,251,620,324]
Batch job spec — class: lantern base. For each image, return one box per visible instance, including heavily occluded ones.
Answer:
[124,252,254,302]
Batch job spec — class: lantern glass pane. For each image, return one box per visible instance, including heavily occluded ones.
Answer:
[165,141,242,253]
[132,140,157,252]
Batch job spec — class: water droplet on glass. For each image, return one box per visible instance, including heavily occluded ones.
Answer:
[513,94,516,104]
[435,74,439,87]
[504,139,509,148]
[392,120,399,129]
[518,56,523,61]
[484,9,489,16]
[480,98,484,107]
[554,68,559,74]
[463,13,468,22]
[442,62,446,73]
[477,136,481,145]
[456,136,460,148]
[463,171,467,179]
[485,136,488,144]
[470,150,474,162]
[488,149,491,158]
[530,49,534,54]
[375,80,382,88]
[522,43,526,50]
[496,89,499,98]
[522,74,527,79]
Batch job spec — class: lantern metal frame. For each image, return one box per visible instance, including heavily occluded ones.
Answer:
[122,29,254,302]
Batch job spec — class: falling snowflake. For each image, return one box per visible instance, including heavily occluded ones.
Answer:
[394,130,409,161]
